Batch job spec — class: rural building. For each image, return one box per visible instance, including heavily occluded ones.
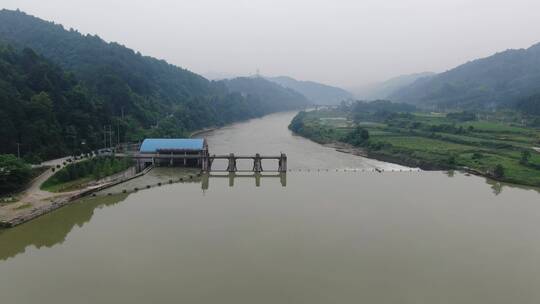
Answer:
[136,138,209,171]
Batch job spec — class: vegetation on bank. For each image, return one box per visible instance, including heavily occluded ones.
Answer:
[41,157,133,192]
[0,154,32,195]
[289,101,540,187]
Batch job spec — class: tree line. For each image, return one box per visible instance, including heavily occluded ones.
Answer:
[0,10,309,162]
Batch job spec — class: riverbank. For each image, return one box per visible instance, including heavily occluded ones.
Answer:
[0,164,153,228]
[289,110,540,187]
[190,127,217,138]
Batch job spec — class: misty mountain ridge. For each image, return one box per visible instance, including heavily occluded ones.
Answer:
[350,72,435,100]
[222,77,311,110]
[265,76,353,105]
[391,42,540,110]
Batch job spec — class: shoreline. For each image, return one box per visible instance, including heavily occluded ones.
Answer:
[288,107,540,189]
[0,166,154,228]
[298,133,539,189]
[190,127,217,138]
[324,142,369,158]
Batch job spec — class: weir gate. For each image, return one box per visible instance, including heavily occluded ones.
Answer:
[130,152,288,173]
[117,138,287,173]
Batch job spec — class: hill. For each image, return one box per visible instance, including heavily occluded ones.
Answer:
[222,77,311,111]
[0,44,106,160]
[391,43,540,110]
[266,76,352,105]
[351,72,435,100]
[0,9,309,159]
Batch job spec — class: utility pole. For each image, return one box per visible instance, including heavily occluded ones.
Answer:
[120,107,125,144]
[16,143,20,159]
[108,125,112,149]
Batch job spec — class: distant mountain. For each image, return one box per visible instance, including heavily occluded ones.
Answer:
[222,77,311,111]
[266,76,353,105]
[351,72,435,100]
[0,9,309,159]
[202,71,239,81]
[391,43,540,109]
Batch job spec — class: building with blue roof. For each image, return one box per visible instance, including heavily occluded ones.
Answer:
[137,138,208,170]
[139,138,206,153]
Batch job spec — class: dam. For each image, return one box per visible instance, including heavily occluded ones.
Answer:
[122,138,287,173]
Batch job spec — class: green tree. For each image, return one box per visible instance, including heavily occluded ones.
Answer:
[343,126,370,146]
[0,154,32,194]
[447,155,457,167]
[493,164,505,178]
[520,150,531,165]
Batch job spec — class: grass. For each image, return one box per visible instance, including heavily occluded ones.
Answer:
[291,109,540,187]
[30,166,49,179]
[370,136,472,153]
[41,176,95,193]
[13,203,32,210]
[459,121,531,133]
[41,157,133,193]
[0,195,19,206]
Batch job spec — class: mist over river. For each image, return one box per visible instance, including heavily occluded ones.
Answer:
[1,111,540,304]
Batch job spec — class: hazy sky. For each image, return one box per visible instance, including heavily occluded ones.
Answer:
[3,0,540,88]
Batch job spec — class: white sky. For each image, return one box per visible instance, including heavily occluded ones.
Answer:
[2,0,540,87]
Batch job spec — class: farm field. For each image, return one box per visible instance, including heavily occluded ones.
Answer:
[290,110,540,187]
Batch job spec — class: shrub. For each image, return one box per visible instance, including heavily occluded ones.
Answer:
[493,164,505,178]
[343,126,370,146]
[472,152,483,159]
[23,153,43,165]
[447,155,457,167]
[520,150,531,165]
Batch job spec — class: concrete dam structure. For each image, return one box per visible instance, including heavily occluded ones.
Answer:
[130,138,287,173]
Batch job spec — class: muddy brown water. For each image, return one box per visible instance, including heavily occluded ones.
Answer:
[1,112,539,304]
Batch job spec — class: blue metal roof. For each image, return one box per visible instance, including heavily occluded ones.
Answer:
[139,138,205,153]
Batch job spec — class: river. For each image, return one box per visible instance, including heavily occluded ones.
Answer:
[1,111,540,304]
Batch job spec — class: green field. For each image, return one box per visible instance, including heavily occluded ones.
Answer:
[41,157,133,193]
[290,110,540,187]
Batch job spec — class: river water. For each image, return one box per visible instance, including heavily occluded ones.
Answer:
[1,112,540,304]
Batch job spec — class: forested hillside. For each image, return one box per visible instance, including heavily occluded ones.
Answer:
[514,93,540,116]
[266,76,352,105]
[391,43,540,110]
[0,9,308,160]
[0,44,106,160]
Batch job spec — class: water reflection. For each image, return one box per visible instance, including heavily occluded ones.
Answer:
[0,194,128,261]
[0,172,287,261]
[483,176,540,196]
[202,172,287,189]
[445,169,540,195]
[2,171,540,304]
